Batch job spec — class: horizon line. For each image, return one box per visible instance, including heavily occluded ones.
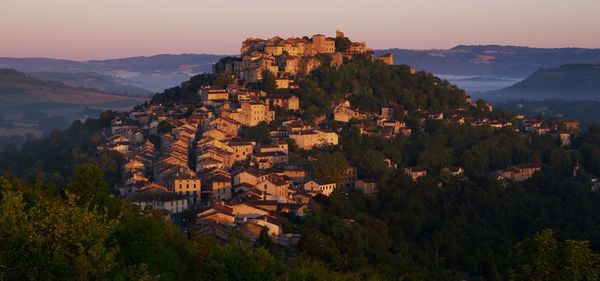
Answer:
[3,44,600,62]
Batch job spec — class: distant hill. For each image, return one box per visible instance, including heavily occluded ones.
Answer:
[0,54,225,92]
[496,99,600,129]
[0,69,145,135]
[4,46,600,94]
[483,64,600,101]
[375,45,600,78]
[0,68,144,105]
[29,71,153,97]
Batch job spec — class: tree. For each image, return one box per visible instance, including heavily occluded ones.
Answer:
[577,124,600,176]
[335,36,352,52]
[214,73,234,88]
[255,228,274,250]
[0,178,119,280]
[65,164,111,206]
[261,70,277,93]
[241,122,271,144]
[157,120,175,134]
[511,229,600,281]
[312,151,350,183]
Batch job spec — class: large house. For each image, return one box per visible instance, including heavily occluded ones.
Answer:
[256,174,291,202]
[404,167,427,181]
[356,179,377,195]
[199,87,229,103]
[205,172,233,201]
[289,129,339,150]
[269,93,300,111]
[173,172,202,205]
[128,187,189,219]
[304,179,337,196]
[224,100,275,127]
[377,53,394,65]
[497,163,542,182]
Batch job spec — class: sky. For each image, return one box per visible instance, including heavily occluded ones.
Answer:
[1,0,599,60]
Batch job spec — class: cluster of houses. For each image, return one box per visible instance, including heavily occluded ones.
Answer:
[102,32,585,243]
[104,77,351,243]
[519,116,579,146]
[216,30,395,86]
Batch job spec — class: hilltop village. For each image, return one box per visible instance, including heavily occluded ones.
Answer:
[103,31,583,243]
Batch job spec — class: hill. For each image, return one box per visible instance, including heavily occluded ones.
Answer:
[495,99,600,129]
[0,54,225,92]
[0,68,144,105]
[4,47,600,95]
[3,54,600,280]
[376,45,600,78]
[0,69,145,135]
[30,71,153,97]
[483,64,600,100]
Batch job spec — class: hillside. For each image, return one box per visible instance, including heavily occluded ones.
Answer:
[0,69,145,135]
[483,64,600,100]
[376,45,600,78]
[0,68,144,105]
[30,71,153,97]
[0,54,225,92]
[496,99,600,129]
[3,53,600,280]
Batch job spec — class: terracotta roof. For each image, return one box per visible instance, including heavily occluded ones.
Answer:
[233,182,255,189]
[228,140,254,146]
[240,168,262,177]
[213,203,234,215]
[208,174,232,183]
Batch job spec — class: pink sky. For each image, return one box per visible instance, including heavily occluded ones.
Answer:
[1,0,599,60]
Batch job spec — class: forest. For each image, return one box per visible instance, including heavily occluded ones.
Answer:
[1,56,600,280]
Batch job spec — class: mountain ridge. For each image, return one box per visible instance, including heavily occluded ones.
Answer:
[0,54,225,93]
[482,63,600,101]
[375,45,600,78]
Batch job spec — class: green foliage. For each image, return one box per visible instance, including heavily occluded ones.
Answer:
[213,56,240,75]
[213,73,234,88]
[577,124,600,176]
[4,53,600,280]
[511,229,600,281]
[0,114,123,186]
[255,228,274,250]
[0,179,119,280]
[157,120,175,134]
[260,70,277,94]
[292,57,468,123]
[240,122,272,144]
[150,73,215,104]
[335,37,352,52]
[311,151,350,183]
[65,164,111,206]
